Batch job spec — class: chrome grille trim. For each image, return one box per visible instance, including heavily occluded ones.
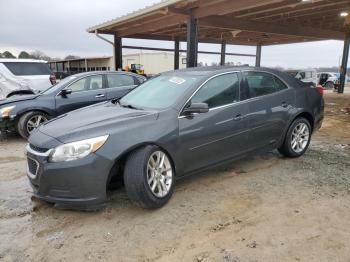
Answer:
[25,144,52,157]
[27,157,39,179]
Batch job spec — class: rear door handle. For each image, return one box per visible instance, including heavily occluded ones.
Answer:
[234,114,244,121]
[95,94,105,98]
[281,102,289,108]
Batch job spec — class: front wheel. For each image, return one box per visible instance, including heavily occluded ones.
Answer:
[124,145,175,208]
[17,111,48,139]
[278,118,312,158]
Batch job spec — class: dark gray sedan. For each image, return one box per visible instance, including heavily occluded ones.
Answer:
[26,67,324,210]
[0,71,146,138]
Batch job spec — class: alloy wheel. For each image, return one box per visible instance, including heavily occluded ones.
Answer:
[147,151,173,198]
[26,115,48,134]
[291,123,310,153]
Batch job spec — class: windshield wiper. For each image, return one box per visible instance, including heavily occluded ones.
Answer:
[119,102,144,110]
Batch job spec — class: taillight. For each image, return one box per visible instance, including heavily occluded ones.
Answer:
[50,74,57,85]
[316,85,324,96]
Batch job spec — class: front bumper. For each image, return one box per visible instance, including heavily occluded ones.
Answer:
[25,144,114,210]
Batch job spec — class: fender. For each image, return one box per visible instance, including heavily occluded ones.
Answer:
[276,108,314,148]
[15,106,56,119]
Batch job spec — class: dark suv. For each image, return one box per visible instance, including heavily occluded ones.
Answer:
[0,71,146,138]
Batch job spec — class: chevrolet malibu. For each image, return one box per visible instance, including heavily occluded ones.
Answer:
[26,67,324,210]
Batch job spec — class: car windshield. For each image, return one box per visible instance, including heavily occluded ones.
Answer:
[42,75,78,95]
[119,75,198,109]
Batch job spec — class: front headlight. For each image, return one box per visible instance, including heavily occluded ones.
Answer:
[49,135,109,162]
[0,106,15,118]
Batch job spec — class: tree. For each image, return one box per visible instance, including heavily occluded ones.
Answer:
[1,51,16,58]
[29,50,52,61]
[18,51,31,59]
[64,55,80,60]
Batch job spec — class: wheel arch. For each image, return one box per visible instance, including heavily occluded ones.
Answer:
[293,111,314,132]
[106,142,177,190]
[278,110,314,148]
[16,108,53,120]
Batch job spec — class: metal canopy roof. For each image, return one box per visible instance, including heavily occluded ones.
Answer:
[87,0,350,46]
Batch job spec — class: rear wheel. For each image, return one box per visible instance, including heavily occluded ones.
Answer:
[278,118,311,158]
[17,111,48,139]
[124,145,175,208]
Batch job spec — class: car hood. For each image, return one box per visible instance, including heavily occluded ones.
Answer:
[0,94,39,106]
[37,102,159,143]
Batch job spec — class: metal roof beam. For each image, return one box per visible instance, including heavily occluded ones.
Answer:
[200,15,345,40]
[116,15,186,37]
[193,0,286,18]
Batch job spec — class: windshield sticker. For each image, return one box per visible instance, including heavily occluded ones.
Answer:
[169,77,186,85]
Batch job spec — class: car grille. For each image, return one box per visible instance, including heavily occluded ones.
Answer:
[30,144,49,153]
[27,157,39,177]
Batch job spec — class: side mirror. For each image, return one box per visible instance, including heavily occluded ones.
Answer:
[182,103,209,115]
[60,89,72,97]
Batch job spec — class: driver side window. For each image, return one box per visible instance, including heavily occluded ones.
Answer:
[191,73,240,109]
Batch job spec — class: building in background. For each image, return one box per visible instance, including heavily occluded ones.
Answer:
[48,52,186,78]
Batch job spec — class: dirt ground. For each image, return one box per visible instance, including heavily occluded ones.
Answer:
[0,91,349,262]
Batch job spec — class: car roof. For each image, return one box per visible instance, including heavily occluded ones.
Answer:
[66,71,144,78]
[163,66,285,78]
[0,59,48,63]
[285,69,317,72]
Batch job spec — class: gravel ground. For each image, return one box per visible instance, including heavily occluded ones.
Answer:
[0,92,349,262]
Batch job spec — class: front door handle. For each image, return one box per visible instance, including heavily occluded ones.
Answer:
[95,94,105,98]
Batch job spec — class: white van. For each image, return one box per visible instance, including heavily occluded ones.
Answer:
[0,59,56,99]
[285,69,318,87]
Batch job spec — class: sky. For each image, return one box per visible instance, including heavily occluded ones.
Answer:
[0,0,346,69]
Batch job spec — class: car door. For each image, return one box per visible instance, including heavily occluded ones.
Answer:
[178,72,249,174]
[105,73,137,100]
[243,71,294,150]
[55,74,106,115]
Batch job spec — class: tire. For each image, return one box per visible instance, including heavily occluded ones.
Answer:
[278,117,312,158]
[324,81,334,90]
[124,145,175,209]
[17,111,48,139]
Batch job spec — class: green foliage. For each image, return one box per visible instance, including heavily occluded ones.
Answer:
[1,51,16,58]
[18,51,31,59]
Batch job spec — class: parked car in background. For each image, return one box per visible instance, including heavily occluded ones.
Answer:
[317,72,340,90]
[0,59,56,99]
[25,67,324,210]
[0,71,146,138]
[285,69,318,87]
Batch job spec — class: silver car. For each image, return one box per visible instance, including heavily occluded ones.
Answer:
[0,59,56,99]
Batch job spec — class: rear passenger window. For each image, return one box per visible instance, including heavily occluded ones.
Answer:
[191,73,240,109]
[244,72,275,98]
[274,76,288,91]
[244,72,288,98]
[107,74,135,88]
